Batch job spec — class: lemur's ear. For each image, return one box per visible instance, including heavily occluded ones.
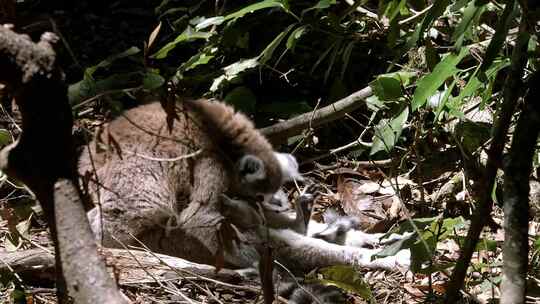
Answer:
[274,152,303,182]
[236,154,267,184]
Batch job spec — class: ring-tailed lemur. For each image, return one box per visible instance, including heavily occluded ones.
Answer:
[80,99,300,268]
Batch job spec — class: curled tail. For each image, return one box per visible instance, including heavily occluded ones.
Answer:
[183,98,284,195]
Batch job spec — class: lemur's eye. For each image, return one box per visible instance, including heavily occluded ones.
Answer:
[255,195,265,203]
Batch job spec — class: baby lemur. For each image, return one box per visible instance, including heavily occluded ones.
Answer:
[223,190,410,304]
[222,188,411,273]
[79,98,299,268]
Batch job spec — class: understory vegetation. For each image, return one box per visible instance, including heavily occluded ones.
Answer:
[1,0,540,303]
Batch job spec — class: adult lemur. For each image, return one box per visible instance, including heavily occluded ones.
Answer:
[79,98,300,268]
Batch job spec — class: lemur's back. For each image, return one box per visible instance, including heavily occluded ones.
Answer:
[80,99,282,267]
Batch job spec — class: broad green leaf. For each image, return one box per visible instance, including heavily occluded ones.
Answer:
[194,16,225,30]
[381,0,407,22]
[0,129,11,146]
[286,25,308,51]
[376,231,417,257]
[452,1,485,49]
[301,0,336,15]
[412,47,469,111]
[429,216,466,240]
[370,108,408,155]
[454,120,492,154]
[223,0,286,22]
[312,0,337,9]
[210,58,259,92]
[224,86,257,114]
[449,0,470,12]
[142,72,165,90]
[371,71,415,102]
[365,95,387,112]
[152,26,211,59]
[179,48,217,73]
[406,0,451,48]
[317,266,375,303]
[370,77,402,101]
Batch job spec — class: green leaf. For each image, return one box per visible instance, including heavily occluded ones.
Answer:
[431,216,466,240]
[452,1,485,49]
[195,0,295,28]
[142,72,165,90]
[152,26,211,59]
[286,25,308,51]
[370,108,408,155]
[456,59,509,104]
[224,86,257,114]
[376,231,417,257]
[0,129,12,146]
[381,0,407,22]
[370,77,403,101]
[412,47,469,111]
[317,265,375,303]
[210,58,260,92]
[179,48,216,73]
[309,0,337,10]
[365,95,387,112]
[223,0,286,22]
[406,0,451,48]
[194,16,225,30]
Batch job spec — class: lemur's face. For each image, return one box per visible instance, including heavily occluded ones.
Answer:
[232,153,302,202]
[313,212,360,245]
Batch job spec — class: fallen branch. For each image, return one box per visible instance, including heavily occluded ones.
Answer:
[260,86,373,143]
[0,247,242,285]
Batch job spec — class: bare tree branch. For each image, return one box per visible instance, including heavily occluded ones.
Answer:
[259,86,373,143]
